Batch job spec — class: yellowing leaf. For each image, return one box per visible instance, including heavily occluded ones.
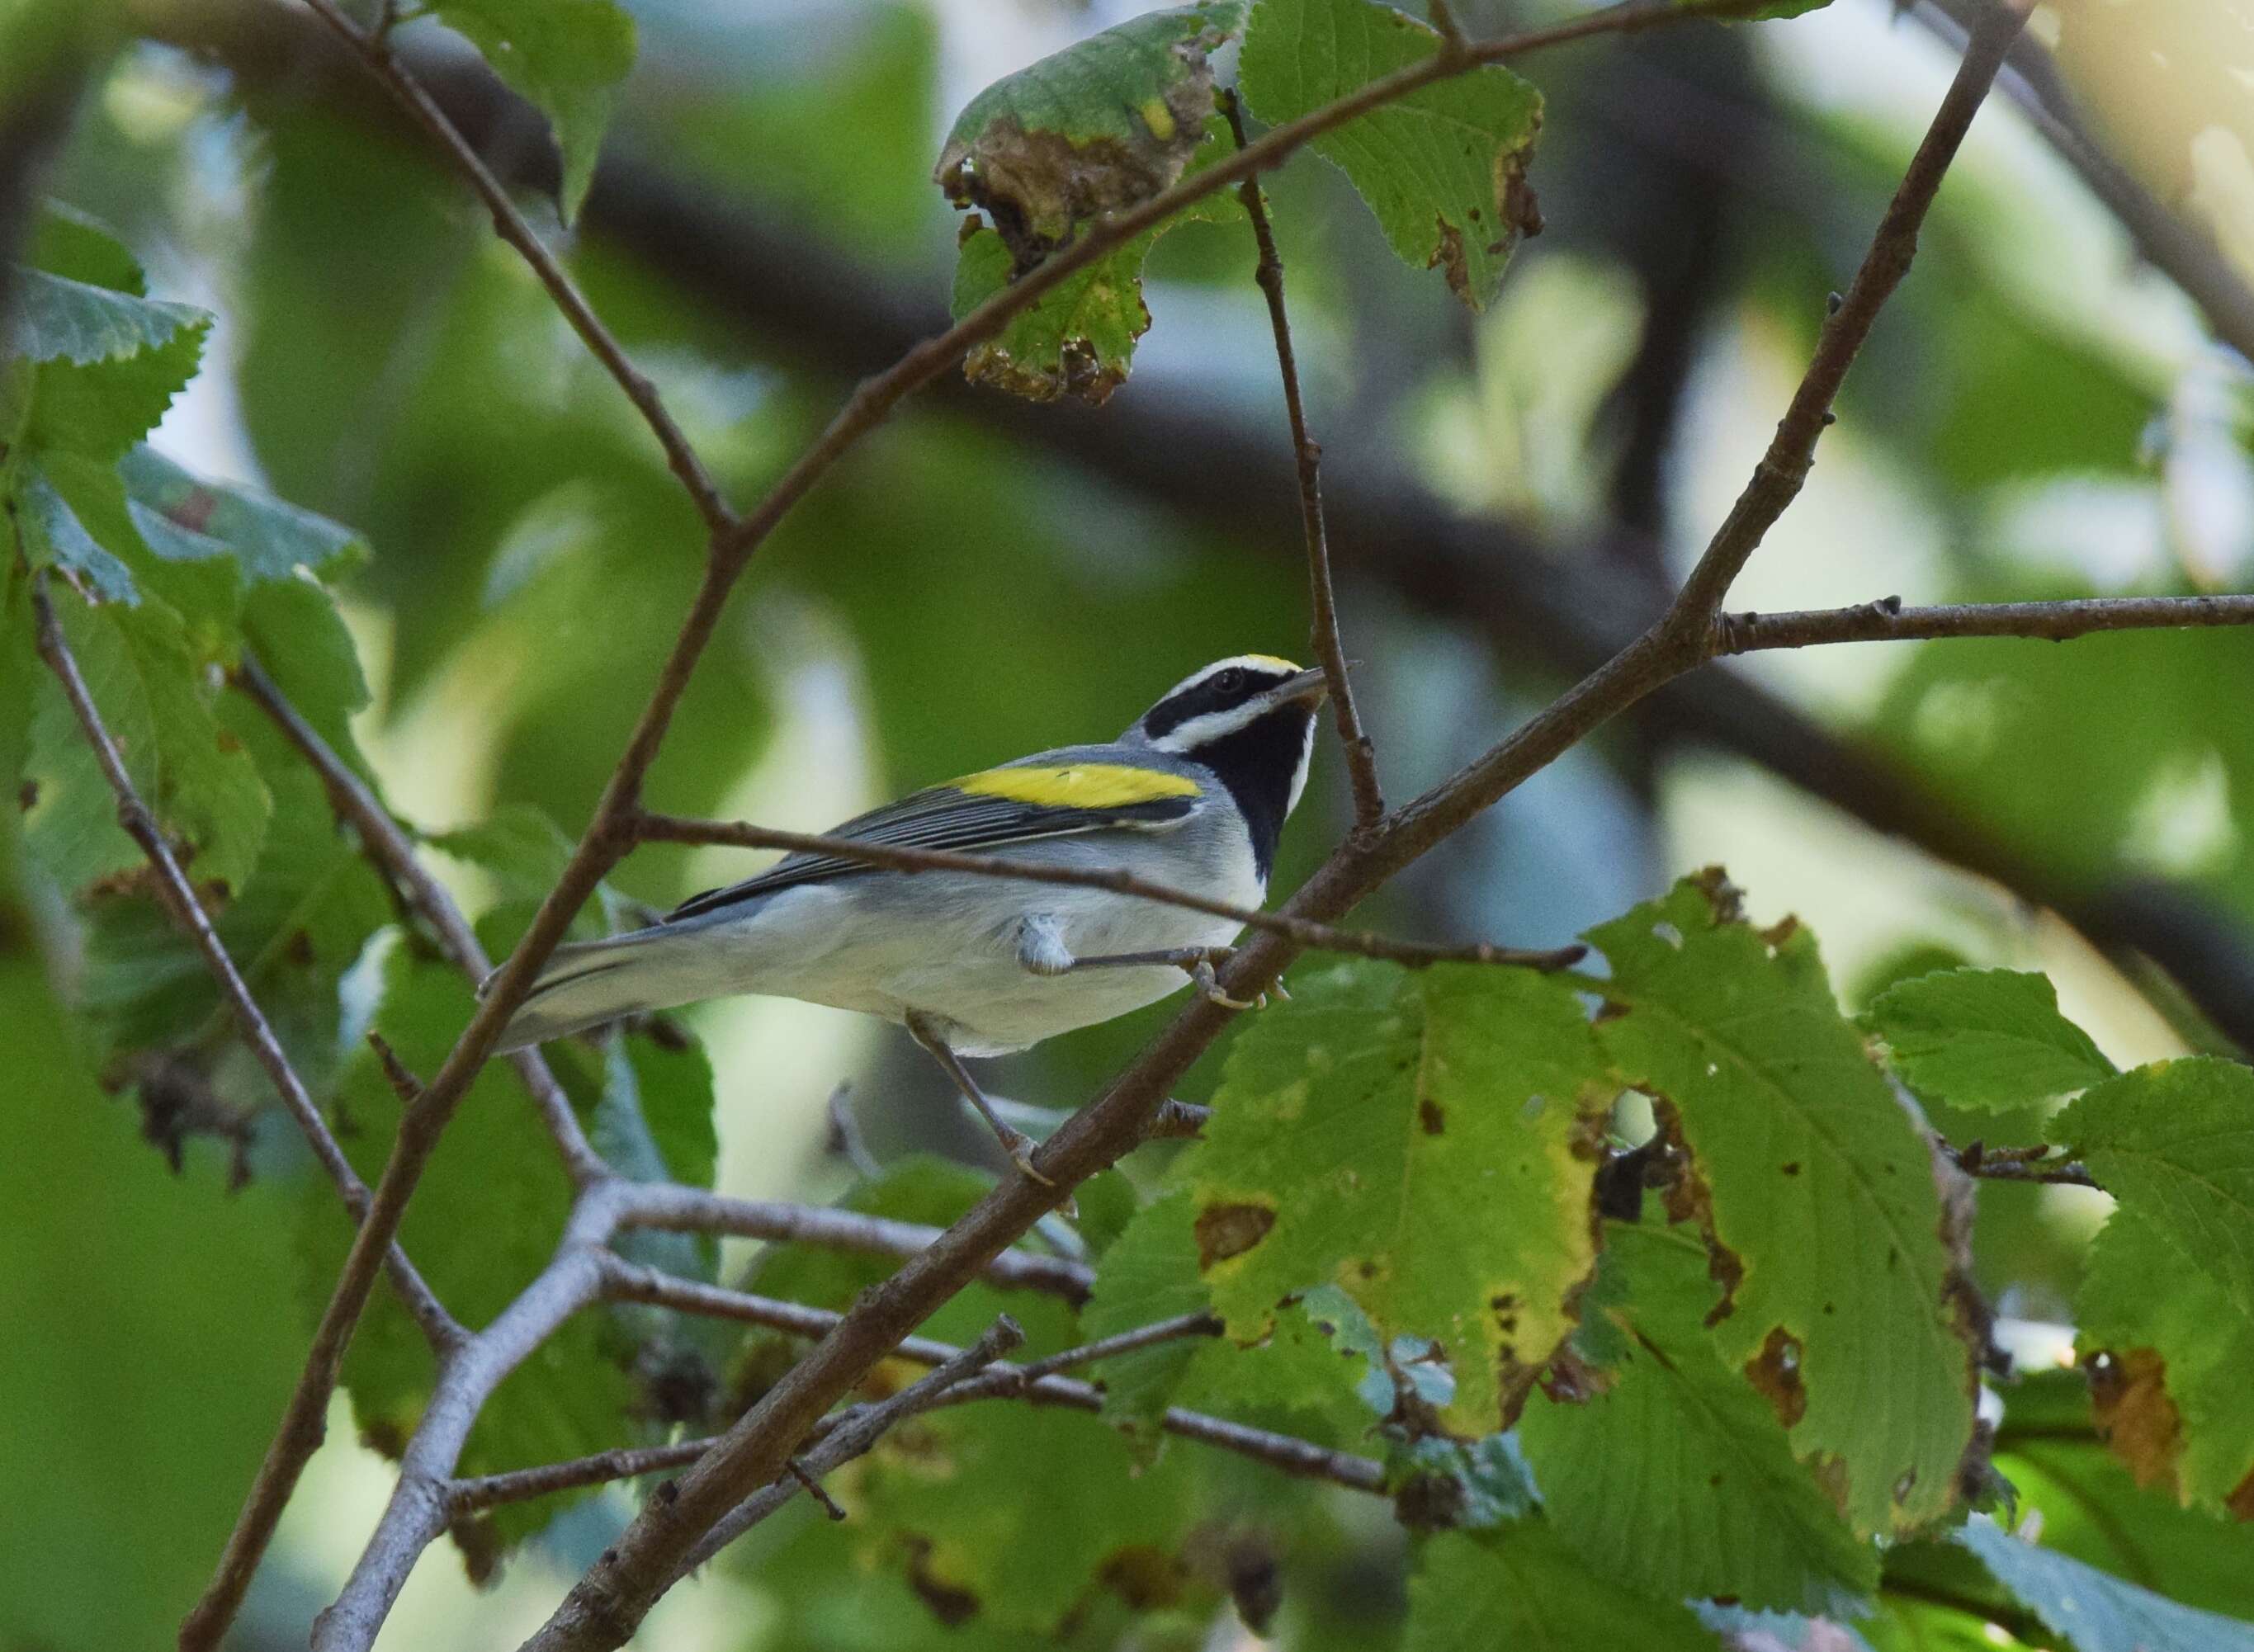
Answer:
[1185,961,1609,1435]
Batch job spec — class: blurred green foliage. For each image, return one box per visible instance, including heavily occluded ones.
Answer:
[9,0,2254,1647]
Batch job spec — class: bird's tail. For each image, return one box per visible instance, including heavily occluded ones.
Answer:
[485,925,707,1053]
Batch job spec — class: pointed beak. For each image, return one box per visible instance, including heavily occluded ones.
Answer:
[1269,667,1332,709]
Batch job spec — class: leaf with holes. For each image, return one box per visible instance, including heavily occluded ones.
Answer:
[1184,961,1609,1436]
[936,1,1244,264]
[433,0,636,220]
[1586,872,1978,1534]
[1867,968,2114,1112]
[1518,1221,1879,1615]
[949,116,1243,405]
[2051,1058,2254,1323]
[1239,0,1543,310]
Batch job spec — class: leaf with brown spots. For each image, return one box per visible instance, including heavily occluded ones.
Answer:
[1184,961,1610,1436]
[2077,1209,2254,1517]
[1586,874,1979,1535]
[1518,1221,1878,1616]
[934,2,1243,266]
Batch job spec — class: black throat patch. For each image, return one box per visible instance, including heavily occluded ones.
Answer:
[1183,707,1312,880]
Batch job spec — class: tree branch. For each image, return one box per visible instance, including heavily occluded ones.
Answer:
[1223,90,1382,828]
[235,658,608,1183]
[30,580,456,1341]
[31,579,470,1652]
[241,12,1675,1610]
[156,0,2254,1053]
[1716,592,2254,652]
[631,812,1585,972]
[312,1182,633,1650]
[669,1319,1026,1580]
[487,1259,1370,1516]
[1914,0,2254,367]
[610,1181,1096,1302]
[294,0,731,531]
[519,14,2031,1643]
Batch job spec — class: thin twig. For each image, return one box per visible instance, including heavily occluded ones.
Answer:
[1715,592,2254,653]
[609,1182,1095,1301]
[631,813,1584,972]
[295,0,731,531]
[452,1439,718,1513]
[237,658,608,1183]
[697,0,1680,572]
[1222,90,1382,828]
[670,1319,1026,1579]
[1945,1140,2099,1189]
[1913,0,2254,366]
[30,581,456,1343]
[35,578,469,1652]
[1660,0,2036,636]
[518,16,2032,1645]
[279,9,1675,1643]
[312,1184,630,1650]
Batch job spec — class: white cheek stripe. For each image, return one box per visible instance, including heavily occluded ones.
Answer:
[1286,717,1315,818]
[1148,704,1266,752]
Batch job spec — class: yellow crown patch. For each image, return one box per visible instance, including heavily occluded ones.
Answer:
[954,763,1200,809]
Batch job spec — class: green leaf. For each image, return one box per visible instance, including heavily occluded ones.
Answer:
[851,1402,1204,1633]
[240,573,376,775]
[304,943,635,1544]
[2052,1058,2254,1320]
[118,445,366,582]
[2076,1210,2254,1513]
[1868,968,2115,1112]
[1585,873,1979,1533]
[12,458,139,603]
[1185,961,1609,1436]
[26,201,147,294]
[1519,1221,1880,1615]
[1996,1370,2254,1621]
[1239,0,1543,310]
[78,710,390,1065]
[1082,1190,1211,1461]
[1406,1526,1723,1651]
[0,874,304,1650]
[1678,0,1833,18]
[432,0,636,220]
[23,591,270,897]
[948,116,1244,405]
[935,2,1245,258]
[6,265,208,365]
[1954,1516,2254,1652]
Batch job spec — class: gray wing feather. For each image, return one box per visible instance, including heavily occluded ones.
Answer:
[669,784,1197,920]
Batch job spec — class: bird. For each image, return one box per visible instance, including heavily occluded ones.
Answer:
[487,654,1330,1178]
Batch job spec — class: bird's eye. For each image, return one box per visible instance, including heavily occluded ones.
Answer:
[1211,668,1246,695]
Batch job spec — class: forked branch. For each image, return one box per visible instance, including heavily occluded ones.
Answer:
[521,11,2037,1645]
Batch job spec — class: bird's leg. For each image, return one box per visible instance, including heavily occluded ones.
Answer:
[905,1012,1059,1192]
[1019,917,1268,1012]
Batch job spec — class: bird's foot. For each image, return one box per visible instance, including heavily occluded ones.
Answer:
[1188,952,1258,1012]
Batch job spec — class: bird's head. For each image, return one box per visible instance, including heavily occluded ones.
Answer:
[1126,655,1330,875]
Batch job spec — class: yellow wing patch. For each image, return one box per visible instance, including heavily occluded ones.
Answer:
[954,763,1201,809]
